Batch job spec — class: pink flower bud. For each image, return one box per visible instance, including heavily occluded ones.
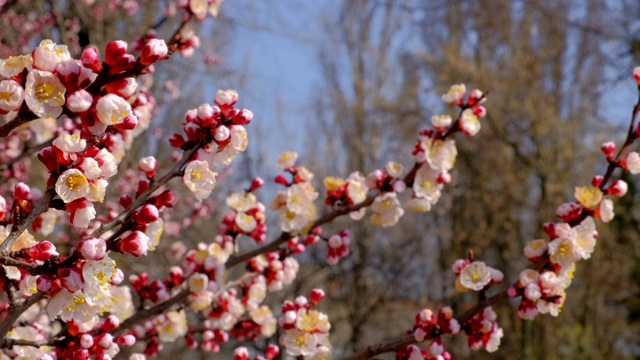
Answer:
[80,47,102,72]
[624,151,640,174]
[38,147,58,172]
[591,175,604,187]
[117,334,136,347]
[111,268,124,284]
[310,289,325,304]
[14,182,30,200]
[214,125,230,142]
[202,340,220,353]
[472,105,487,118]
[29,241,58,261]
[138,156,158,176]
[266,344,280,359]
[490,268,504,283]
[73,349,90,359]
[451,259,467,274]
[96,333,113,349]
[274,174,289,186]
[301,234,318,246]
[114,114,138,130]
[214,89,238,108]
[468,89,484,105]
[601,141,616,159]
[169,266,185,285]
[437,171,452,184]
[555,202,582,222]
[67,90,93,113]
[608,179,628,197]
[169,133,186,148]
[78,237,106,260]
[36,275,53,292]
[155,190,176,208]
[294,295,308,307]
[80,334,94,349]
[105,40,128,65]
[119,194,133,209]
[232,109,253,125]
[186,336,198,349]
[136,204,159,224]
[542,222,556,238]
[634,66,640,86]
[101,315,120,331]
[249,177,264,192]
[197,103,215,120]
[59,267,84,292]
[393,180,406,193]
[140,38,168,66]
[234,347,250,360]
[328,234,342,248]
[118,231,150,257]
[137,179,150,195]
[202,330,215,341]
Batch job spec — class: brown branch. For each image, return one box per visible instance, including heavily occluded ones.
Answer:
[342,289,510,360]
[0,337,49,349]
[0,292,45,343]
[0,256,37,272]
[0,188,56,253]
[0,107,37,138]
[111,273,255,337]
[0,138,54,172]
[227,162,420,269]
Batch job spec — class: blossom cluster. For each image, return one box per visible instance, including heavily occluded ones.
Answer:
[463,307,504,353]
[396,307,459,360]
[2,6,638,357]
[176,89,251,201]
[278,290,331,359]
[222,179,267,243]
[506,139,635,321]
[272,151,319,233]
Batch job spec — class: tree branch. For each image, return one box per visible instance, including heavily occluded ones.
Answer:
[93,138,205,239]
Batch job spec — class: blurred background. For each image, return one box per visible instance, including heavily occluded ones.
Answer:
[3,0,640,358]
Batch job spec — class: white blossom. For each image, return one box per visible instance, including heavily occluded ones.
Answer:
[183,160,217,201]
[0,80,24,112]
[96,94,133,125]
[25,69,66,118]
[55,169,90,203]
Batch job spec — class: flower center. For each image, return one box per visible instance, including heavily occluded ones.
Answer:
[0,92,12,102]
[35,82,63,104]
[294,334,307,347]
[65,173,87,191]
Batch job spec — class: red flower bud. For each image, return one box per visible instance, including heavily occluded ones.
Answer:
[78,237,106,260]
[274,174,289,186]
[310,289,325,305]
[136,204,159,224]
[14,182,30,201]
[601,141,616,159]
[29,241,58,261]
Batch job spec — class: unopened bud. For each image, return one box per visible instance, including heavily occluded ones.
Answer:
[601,141,616,159]
[608,179,628,197]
